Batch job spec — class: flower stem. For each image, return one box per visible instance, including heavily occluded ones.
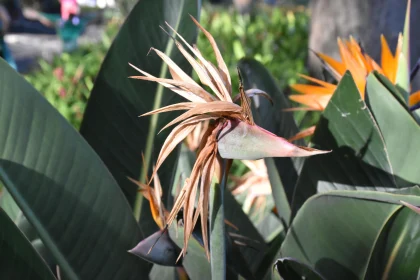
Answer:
[210,158,230,280]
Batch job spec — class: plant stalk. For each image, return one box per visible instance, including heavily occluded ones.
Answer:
[210,158,230,280]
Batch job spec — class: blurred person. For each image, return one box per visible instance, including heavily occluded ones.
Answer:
[4,0,56,34]
[0,3,17,69]
[233,0,255,14]
[60,0,78,21]
[0,4,11,33]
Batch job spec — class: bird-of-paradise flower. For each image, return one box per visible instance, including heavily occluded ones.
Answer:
[290,35,420,111]
[129,16,330,261]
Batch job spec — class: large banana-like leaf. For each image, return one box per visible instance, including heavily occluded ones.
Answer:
[0,59,149,279]
[367,72,420,185]
[366,206,420,279]
[280,187,420,280]
[79,0,201,226]
[292,72,402,214]
[238,58,303,226]
[0,209,56,280]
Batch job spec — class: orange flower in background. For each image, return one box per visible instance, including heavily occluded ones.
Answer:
[290,35,420,111]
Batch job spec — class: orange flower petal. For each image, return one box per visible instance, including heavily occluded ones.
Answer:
[409,90,420,106]
[289,94,331,111]
[298,74,337,90]
[337,38,367,97]
[347,37,369,72]
[316,52,346,78]
[365,55,384,75]
[381,35,397,83]
[288,126,316,142]
[290,84,335,95]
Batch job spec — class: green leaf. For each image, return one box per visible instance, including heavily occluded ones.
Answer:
[237,58,303,222]
[366,72,420,185]
[210,162,227,280]
[292,71,399,214]
[255,211,283,243]
[0,188,40,245]
[281,187,420,280]
[265,157,291,227]
[366,207,420,280]
[0,186,21,222]
[374,72,408,108]
[0,209,56,280]
[149,265,183,280]
[169,226,211,280]
[0,59,149,279]
[79,0,201,220]
[31,239,56,272]
[274,257,326,280]
[224,189,267,275]
[255,231,285,280]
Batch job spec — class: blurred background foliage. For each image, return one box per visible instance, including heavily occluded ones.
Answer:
[24,18,121,129]
[24,3,309,129]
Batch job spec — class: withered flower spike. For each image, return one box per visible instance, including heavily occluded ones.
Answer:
[131,16,330,261]
[237,67,254,125]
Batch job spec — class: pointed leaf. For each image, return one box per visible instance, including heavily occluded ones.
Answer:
[281,187,420,280]
[292,71,399,215]
[366,72,420,185]
[217,120,330,160]
[373,71,407,108]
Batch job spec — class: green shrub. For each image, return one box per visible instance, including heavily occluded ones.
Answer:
[197,6,309,91]
[24,20,119,129]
